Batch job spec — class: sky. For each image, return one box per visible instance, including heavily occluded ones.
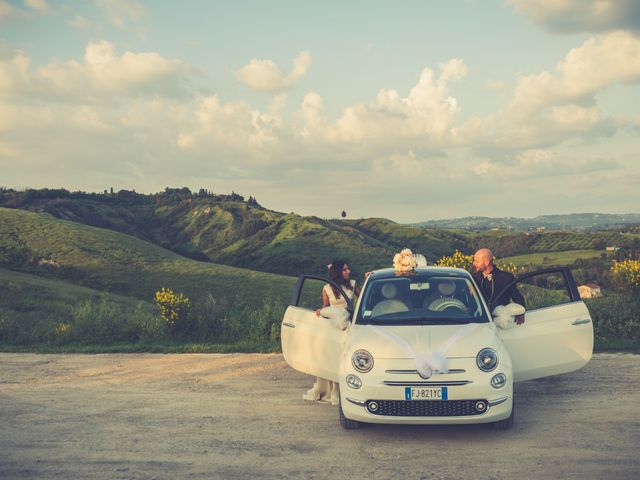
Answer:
[1,0,640,223]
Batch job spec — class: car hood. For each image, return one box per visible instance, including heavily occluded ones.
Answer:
[348,323,497,359]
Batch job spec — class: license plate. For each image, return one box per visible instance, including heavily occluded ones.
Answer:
[405,386,448,400]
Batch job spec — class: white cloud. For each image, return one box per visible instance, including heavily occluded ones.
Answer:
[24,0,54,14]
[326,59,467,145]
[471,148,618,178]
[0,41,194,100]
[0,0,56,22]
[486,79,510,91]
[450,32,639,153]
[96,0,147,28]
[508,32,640,116]
[237,51,311,93]
[0,0,28,22]
[1,40,637,221]
[68,14,93,30]
[507,0,640,33]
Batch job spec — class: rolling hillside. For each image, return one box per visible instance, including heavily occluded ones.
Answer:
[0,188,462,275]
[418,213,640,230]
[1,188,636,278]
[1,194,638,351]
[0,207,295,305]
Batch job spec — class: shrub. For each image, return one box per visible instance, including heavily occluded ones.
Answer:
[184,293,228,342]
[436,250,473,271]
[247,298,286,345]
[70,297,141,344]
[611,259,640,290]
[435,250,524,276]
[134,302,167,342]
[154,287,191,333]
[586,293,640,347]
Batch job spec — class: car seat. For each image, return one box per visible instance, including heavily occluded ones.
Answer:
[371,282,410,317]
[424,280,467,312]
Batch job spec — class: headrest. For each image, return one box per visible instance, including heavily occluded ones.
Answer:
[381,283,398,299]
[437,281,456,296]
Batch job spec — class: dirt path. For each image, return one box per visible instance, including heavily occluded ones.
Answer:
[1,353,638,480]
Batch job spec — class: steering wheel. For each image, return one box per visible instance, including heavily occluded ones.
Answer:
[428,297,467,312]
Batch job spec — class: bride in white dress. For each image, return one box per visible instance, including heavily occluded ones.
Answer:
[304,260,360,405]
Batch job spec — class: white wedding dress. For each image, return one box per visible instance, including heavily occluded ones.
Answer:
[302,280,355,405]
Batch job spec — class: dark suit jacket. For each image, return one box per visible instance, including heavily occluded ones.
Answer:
[472,266,526,309]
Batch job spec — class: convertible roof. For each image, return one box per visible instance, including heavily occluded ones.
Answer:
[368,266,471,280]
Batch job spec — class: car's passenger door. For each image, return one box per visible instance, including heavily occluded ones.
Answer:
[281,275,352,382]
[495,267,594,382]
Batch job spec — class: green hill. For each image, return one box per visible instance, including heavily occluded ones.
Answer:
[419,213,640,230]
[0,207,295,304]
[0,207,299,348]
[1,187,635,276]
[0,188,463,275]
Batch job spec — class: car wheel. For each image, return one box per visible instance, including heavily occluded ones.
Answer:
[493,403,515,430]
[339,397,361,430]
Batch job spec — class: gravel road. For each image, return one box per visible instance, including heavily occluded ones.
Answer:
[0,353,638,480]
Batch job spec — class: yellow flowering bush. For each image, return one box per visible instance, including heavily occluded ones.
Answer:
[436,250,474,271]
[436,250,525,276]
[495,261,526,276]
[611,259,640,289]
[55,322,71,335]
[155,287,191,330]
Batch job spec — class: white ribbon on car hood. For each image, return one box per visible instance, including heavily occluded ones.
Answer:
[367,323,481,378]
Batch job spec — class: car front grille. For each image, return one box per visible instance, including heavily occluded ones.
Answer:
[366,399,487,417]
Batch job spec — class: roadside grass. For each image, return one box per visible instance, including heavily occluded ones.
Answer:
[0,341,281,354]
[0,267,287,349]
[1,268,637,353]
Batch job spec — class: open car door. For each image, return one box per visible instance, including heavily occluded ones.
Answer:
[494,267,593,382]
[281,275,352,382]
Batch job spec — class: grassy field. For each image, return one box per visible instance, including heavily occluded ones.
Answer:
[503,249,603,266]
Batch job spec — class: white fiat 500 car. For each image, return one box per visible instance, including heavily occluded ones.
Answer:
[281,266,593,429]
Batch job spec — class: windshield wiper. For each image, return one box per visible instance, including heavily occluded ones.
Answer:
[400,318,471,325]
[358,318,473,326]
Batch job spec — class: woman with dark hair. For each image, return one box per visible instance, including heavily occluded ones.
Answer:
[305,260,361,404]
[317,260,361,314]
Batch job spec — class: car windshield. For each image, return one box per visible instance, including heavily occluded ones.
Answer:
[356,273,489,325]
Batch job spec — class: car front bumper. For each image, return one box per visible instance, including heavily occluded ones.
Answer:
[340,357,513,425]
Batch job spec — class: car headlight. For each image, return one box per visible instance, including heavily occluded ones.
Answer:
[491,373,507,389]
[346,374,362,389]
[476,348,498,372]
[352,349,374,373]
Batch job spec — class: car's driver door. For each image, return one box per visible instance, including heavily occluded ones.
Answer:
[495,267,594,382]
[281,275,352,382]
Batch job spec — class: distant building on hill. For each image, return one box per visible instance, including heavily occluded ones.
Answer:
[578,283,602,299]
[605,246,620,252]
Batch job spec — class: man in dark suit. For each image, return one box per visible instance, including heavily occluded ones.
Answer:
[472,248,526,325]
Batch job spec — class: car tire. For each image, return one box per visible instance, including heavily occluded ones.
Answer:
[493,403,515,430]
[339,397,361,430]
